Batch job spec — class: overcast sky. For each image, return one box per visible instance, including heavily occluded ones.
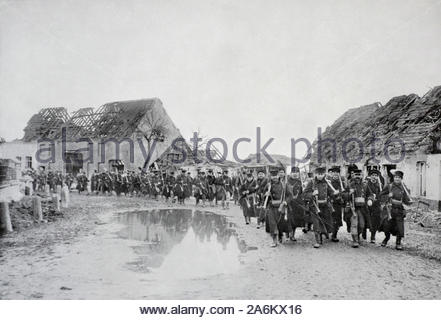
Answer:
[1,0,440,160]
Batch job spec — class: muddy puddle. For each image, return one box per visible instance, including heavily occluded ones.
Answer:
[116,209,247,280]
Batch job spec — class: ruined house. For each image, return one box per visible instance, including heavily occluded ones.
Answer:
[311,85,441,210]
[0,98,192,175]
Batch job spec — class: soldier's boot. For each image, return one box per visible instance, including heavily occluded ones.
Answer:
[271,234,278,247]
[381,233,390,247]
[395,236,403,251]
[289,229,296,241]
[370,231,376,244]
[362,228,367,240]
[351,235,359,248]
[245,216,249,224]
[278,233,283,243]
[313,233,321,248]
[331,230,339,242]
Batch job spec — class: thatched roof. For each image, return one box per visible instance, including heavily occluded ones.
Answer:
[311,85,441,164]
[243,153,290,168]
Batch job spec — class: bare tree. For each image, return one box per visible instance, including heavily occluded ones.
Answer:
[141,110,170,169]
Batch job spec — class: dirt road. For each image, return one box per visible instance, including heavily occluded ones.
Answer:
[1,194,440,299]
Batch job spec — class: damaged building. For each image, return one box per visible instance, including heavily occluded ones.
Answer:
[0,98,193,175]
[311,85,441,210]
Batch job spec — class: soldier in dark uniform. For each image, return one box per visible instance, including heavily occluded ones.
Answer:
[174,169,186,204]
[163,171,175,203]
[65,173,74,190]
[303,166,335,248]
[47,170,55,192]
[76,170,88,194]
[184,171,193,200]
[286,166,304,241]
[366,169,384,243]
[255,168,269,229]
[239,171,257,224]
[152,171,162,200]
[206,169,216,206]
[328,166,347,242]
[193,170,207,206]
[347,169,372,248]
[265,169,291,247]
[380,170,412,250]
[220,169,233,209]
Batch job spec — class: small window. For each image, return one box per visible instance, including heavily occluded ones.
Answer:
[416,161,426,197]
[26,156,32,169]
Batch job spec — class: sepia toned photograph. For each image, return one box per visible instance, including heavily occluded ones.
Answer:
[1,0,441,304]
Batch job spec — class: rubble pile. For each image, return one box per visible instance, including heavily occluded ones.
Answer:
[407,206,441,229]
[6,195,63,232]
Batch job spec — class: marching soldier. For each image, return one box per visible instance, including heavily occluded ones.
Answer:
[194,169,207,206]
[76,170,88,194]
[255,169,269,229]
[365,169,384,243]
[220,169,233,209]
[239,170,257,225]
[184,171,193,200]
[347,169,371,248]
[206,169,216,206]
[264,168,292,247]
[303,166,336,248]
[174,169,186,204]
[286,166,304,241]
[380,170,412,250]
[152,170,162,200]
[328,166,346,242]
[163,171,175,203]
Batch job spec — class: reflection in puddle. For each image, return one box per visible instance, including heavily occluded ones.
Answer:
[117,209,246,279]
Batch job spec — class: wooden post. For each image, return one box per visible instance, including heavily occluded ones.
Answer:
[32,196,43,221]
[0,202,13,233]
[56,185,62,196]
[52,194,61,211]
[44,184,50,195]
[61,185,69,208]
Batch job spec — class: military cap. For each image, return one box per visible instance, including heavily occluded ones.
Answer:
[328,166,340,173]
[291,166,300,173]
[208,169,213,173]
[393,170,404,178]
[257,168,265,174]
[314,166,326,174]
[368,169,381,176]
[270,169,279,176]
[223,168,228,173]
[347,164,359,173]
[352,169,362,175]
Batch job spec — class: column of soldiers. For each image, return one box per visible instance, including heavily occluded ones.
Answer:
[235,165,412,250]
[27,163,412,251]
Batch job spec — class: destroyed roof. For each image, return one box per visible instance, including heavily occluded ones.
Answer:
[311,85,441,163]
[22,98,165,141]
[244,153,291,168]
[310,102,381,163]
[23,107,71,141]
